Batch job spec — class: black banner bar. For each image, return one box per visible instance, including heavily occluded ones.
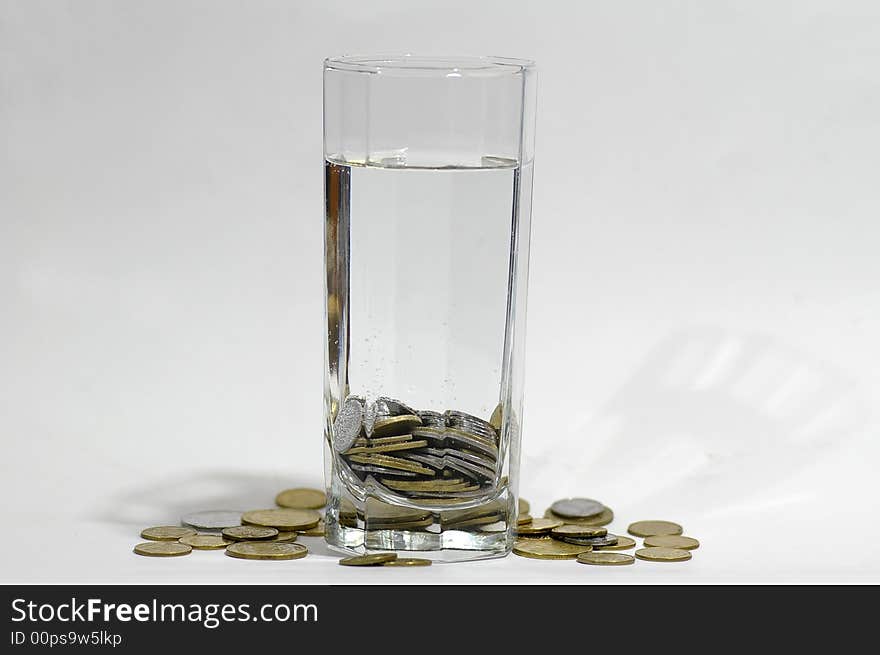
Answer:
[2,585,876,650]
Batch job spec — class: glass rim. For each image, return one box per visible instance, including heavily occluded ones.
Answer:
[324,54,535,76]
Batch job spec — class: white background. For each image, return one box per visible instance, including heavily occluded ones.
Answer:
[2,0,879,584]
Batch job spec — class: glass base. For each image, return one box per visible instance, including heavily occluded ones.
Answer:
[326,523,511,562]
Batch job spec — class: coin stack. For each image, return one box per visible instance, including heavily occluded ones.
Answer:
[335,494,512,534]
[333,396,502,501]
[338,553,432,567]
[513,497,699,566]
[132,488,327,560]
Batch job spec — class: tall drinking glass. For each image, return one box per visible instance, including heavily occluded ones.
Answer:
[323,55,536,561]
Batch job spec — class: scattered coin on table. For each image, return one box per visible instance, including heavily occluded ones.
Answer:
[595,535,636,550]
[544,506,614,527]
[339,553,398,566]
[226,542,308,561]
[180,510,242,532]
[556,533,619,548]
[242,508,321,531]
[627,520,683,538]
[178,534,231,550]
[297,520,326,537]
[551,524,607,539]
[384,558,432,567]
[550,498,605,519]
[222,526,278,542]
[134,542,192,557]
[515,517,564,535]
[513,537,592,560]
[635,547,692,562]
[263,531,298,543]
[643,535,699,550]
[577,552,635,566]
[140,526,197,541]
[275,488,327,510]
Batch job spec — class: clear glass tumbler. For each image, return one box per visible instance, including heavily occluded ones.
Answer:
[323,55,536,561]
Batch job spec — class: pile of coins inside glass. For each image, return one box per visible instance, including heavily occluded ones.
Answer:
[512,497,699,566]
[132,488,328,561]
[333,396,502,500]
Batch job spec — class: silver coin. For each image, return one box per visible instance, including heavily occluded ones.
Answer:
[442,458,482,483]
[417,410,445,428]
[550,497,605,519]
[362,400,378,436]
[349,464,420,478]
[412,427,497,459]
[446,409,492,427]
[443,430,497,459]
[403,453,446,471]
[404,452,483,482]
[559,533,619,547]
[429,447,496,470]
[376,396,417,417]
[333,396,364,453]
[409,488,487,499]
[448,420,497,441]
[440,501,504,526]
[180,510,243,531]
[444,455,495,482]
[446,411,498,441]
[411,427,447,445]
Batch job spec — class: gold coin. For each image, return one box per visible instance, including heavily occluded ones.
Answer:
[551,524,607,538]
[352,434,414,448]
[489,403,503,431]
[366,516,435,531]
[406,482,481,495]
[178,534,231,550]
[518,498,530,515]
[222,525,278,541]
[644,535,699,550]
[384,557,432,567]
[140,526,197,541]
[443,514,501,529]
[344,439,428,455]
[515,518,563,535]
[266,531,298,543]
[346,453,435,476]
[226,542,308,561]
[363,499,432,523]
[438,500,504,525]
[339,498,357,519]
[370,415,423,437]
[297,520,325,537]
[635,547,692,562]
[576,552,635,566]
[381,477,469,492]
[595,535,636,550]
[628,520,683,538]
[517,514,533,526]
[513,537,592,560]
[339,553,398,566]
[544,507,614,527]
[366,434,414,445]
[134,541,192,557]
[242,508,321,531]
[275,488,327,510]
